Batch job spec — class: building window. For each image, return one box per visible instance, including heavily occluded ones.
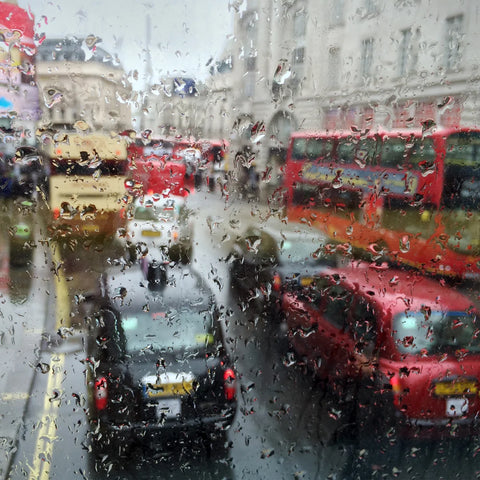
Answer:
[360,38,374,80]
[292,47,305,65]
[330,0,344,26]
[242,10,258,34]
[245,56,256,72]
[244,73,255,98]
[294,8,307,37]
[290,46,305,94]
[365,0,379,16]
[328,47,340,88]
[445,14,464,71]
[398,28,414,77]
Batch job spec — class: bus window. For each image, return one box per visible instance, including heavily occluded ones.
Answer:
[305,138,324,161]
[291,138,307,160]
[445,132,480,167]
[322,138,335,162]
[336,137,356,164]
[291,183,323,208]
[355,137,379,166]
[407,138,435,171]
[380,138,407,167]
[443,132,480,209]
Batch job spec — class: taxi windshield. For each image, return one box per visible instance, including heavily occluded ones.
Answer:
[394,311,480,354]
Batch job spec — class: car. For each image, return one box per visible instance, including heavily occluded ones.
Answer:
[281,261,480,442]
[228,224,332,309]
[121,193,194,263]
[11,146,49,198]
[9,198,36,267]
[86,260,238,458]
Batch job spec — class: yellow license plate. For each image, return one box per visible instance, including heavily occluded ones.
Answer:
[146,380,193,398]
[142,230,161,237]
[434,380,478,396]
[300,276,314,286]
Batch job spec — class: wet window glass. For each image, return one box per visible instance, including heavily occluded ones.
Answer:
[119,309,215,352]
[2,1,480,479]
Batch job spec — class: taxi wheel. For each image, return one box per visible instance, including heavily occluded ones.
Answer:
[203,430,229,459]
[90,431,130,458]
[89,438,132,475]
[354,384,396,447]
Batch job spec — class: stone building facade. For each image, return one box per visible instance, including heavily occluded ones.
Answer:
[35,38,132,134]
[204,0,480,192]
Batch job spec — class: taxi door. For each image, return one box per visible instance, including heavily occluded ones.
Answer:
[323,291,378,381]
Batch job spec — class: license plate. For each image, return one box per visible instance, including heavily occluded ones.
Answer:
[143,373,194,398]
[83,224,99,233]
[145,381,194,397]
[156,398,181,420]
[300,276,313,286]
[434,380,478,396]
[446,397,468,417]
[142,230,161,237]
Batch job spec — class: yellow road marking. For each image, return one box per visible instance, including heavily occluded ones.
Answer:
[53,246,70,331]
[28,245,69,480]
[0,392,30,401]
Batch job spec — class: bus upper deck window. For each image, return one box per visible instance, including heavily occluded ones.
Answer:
[408,139,435,169]
[306,138,323,161]
[380,138,406,167]
[337,139,356,164]
[292,138,307,160]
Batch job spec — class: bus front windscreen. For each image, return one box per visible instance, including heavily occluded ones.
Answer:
[443,132,480,209]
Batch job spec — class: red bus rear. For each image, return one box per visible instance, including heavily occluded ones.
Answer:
[125,137,187,197]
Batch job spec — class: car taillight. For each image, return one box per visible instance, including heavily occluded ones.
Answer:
[53,208,60,220]
[272,272,281,291]
[223,368,236,401]
[94,376,108,411]
[172,230,179,241]
[119,207,126,219]
[390,376,402,407]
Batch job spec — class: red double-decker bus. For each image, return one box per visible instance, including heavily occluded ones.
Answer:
[284,127,480,281]
[124,136,188,197]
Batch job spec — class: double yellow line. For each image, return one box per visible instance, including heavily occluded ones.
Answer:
[28,245,69,480]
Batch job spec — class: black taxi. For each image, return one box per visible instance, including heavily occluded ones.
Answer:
[86,259,237,456]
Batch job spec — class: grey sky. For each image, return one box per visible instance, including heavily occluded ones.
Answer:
[19,0,235,87]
